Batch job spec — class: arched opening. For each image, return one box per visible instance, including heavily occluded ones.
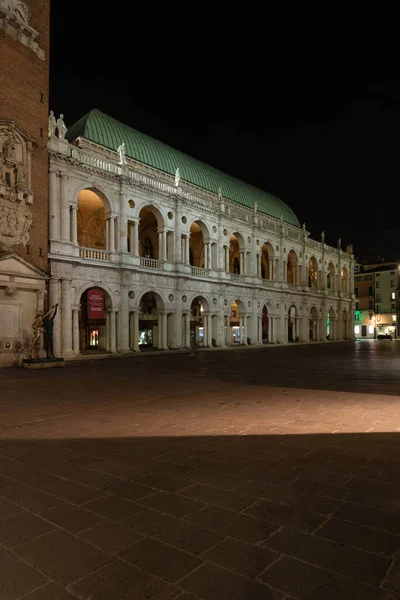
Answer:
[230,301,240,343]
[190,296,209,346]
[342,309,349,339]
[189,221,206,268]
[261,243,274,280]
[309,306,319,341]
[229,233,245,274]
[262,305,269,343]
[287,250,298,285]
[77,189,108,250]
[327,262,335,291]
[288,305,297,342]
[138,207,160,260]
[79,287,112,353]
[138,292,165,350]
[341,266,349,293]
[308,257,319,289]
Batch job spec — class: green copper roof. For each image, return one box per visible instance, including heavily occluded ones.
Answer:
[67,108,300,227]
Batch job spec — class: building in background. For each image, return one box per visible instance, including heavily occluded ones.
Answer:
[0,0,50,366]
[47,109,355,356]
[354,262,399,339]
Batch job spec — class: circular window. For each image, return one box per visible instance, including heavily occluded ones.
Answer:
[276,246,279,251]
[168,211,173,220]
[128,290,135,299]
[212,225,217,233]
[182,295,187,302]
[213,298,217,305]
[128,200,135,209]
[256,239,260,245]
[223,229,228,236]
[169,294,174,302]
[182,216,187,224]
[247,236,251,243]
[248,301,251,308]
[224,299,228,306]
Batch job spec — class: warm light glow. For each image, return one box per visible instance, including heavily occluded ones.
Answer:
[354,325,360,334]
[368,325,374,334]
[392,315,397,322]
[392,292,396,300]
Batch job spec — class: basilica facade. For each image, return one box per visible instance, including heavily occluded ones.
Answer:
[47,109,355,357]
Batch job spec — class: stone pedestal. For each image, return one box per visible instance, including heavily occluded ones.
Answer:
[23,357,65,369]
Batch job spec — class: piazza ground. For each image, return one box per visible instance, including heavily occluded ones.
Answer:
[1,341,400,599]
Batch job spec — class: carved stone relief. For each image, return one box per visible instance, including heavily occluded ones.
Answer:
[0,122,34,250]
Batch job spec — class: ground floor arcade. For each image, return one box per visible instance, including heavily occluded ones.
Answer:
[48,269,354,357]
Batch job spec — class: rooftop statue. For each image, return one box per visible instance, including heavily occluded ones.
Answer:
[56,114,67,139]
[117,142,126,165]
[174,167,180,187]
[48,111,56,138]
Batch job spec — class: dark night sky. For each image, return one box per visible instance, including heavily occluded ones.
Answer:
[50,6,400,262]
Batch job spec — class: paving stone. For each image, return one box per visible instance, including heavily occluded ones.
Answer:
[119,536,202,582]
[134,472,191,493]
[346,489,400,514]
[316,517,399,556]
[0,461,63,488]
[70,559,178,599]
[0,496,21,518]
[179,562,275,599]
[0,546,47,600]
[82,494,144,520]
[202,537,279,578]
[0,510,56,548]
[265,526,390,586]
[179,483,255,511]
[184,468,244,490]
[123,508,224,555]
[236,480,303,505]
[289,477,349,500]
[45,480,104,504]
[138,490,204,518]
[244,499,325,533]
[0,474,64,512]
[291,493,343,515]
[18,583,78,599]
[382,560,400,593]
[261,555,397,600]
[333,502,400,534]
[41,503,104,533]
[185,505,278,543]
[83,458,150,479]
[102,479,153,501]
[14,529,112,586]
[78,519,143,553]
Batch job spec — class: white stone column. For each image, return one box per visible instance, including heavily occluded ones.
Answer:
[49,170,60,240]
[272,317,277,343]
[49,278,61,356]
[119,286,130,352]
[162,312,168,349]
[162,230,167,261]
[269,260,273,280]
[132,221,139,255]
[61,279,73,356]
[240,251,245,275]
[70,205,78,245]
[243,316,248,345]
[225,315,231,345]
[258,316,263,343]
[283,260,287,282]
[130,311,139,351]
[109,310,117,353]
[119,191,127,252]
[172,305,182,349]
[184,312,191,348]
[204,243,208,270]
[224,245,229,270]
[72,309,80,355]
[105,219,110,251]
[60,173,70,242]
[108,218,115,253]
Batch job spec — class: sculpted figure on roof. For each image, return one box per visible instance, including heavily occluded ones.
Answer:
[56,114,67,140]
[1,0,29,23]
[174,167,180,187]
[117,142,126,165]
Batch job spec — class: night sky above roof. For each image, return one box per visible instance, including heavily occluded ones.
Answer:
[50,6,400,261]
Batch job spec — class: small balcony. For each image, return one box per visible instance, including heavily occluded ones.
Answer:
[79,247,111,261]
[191,266,210,277]
[140,257,162,269]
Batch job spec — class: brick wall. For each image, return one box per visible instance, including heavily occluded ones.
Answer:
[0,0,50,272]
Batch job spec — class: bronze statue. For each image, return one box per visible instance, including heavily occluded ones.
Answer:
[29,304,58,359]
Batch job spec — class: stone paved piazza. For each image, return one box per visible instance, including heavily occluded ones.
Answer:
[1,341,400,599]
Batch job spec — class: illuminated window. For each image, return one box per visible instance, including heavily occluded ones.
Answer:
[392,315,397,322]
[368,325,374,334]
[354,325,360,334]
[392,292,396,300]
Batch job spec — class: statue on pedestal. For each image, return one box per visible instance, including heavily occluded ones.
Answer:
[174,167,180,187]
[29,304,58,359]
[117,142,126,165]
[321,231,325,244]
[48,111,56,138]
[56,114,67,139]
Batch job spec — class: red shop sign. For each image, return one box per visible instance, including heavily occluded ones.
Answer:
[87,289,105,319]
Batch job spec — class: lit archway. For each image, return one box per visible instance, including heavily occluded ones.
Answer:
[327,262,335,291]
[138,291,166,350]
[309,306,319,341]
[138,207,162,260]
[190,296,210,346]
[228,299,247,345]
[77,188,109,250]
[189,221,209,268]
[287,250,298,285]
[308,257,318,288]
[78,286,112,354]
[229,232,245,274]
[327,307,336,340]
[261,242,274,280]
[288,304,297,342]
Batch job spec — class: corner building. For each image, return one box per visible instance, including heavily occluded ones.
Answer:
[0,0,50,366]
[48,109,355,356]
